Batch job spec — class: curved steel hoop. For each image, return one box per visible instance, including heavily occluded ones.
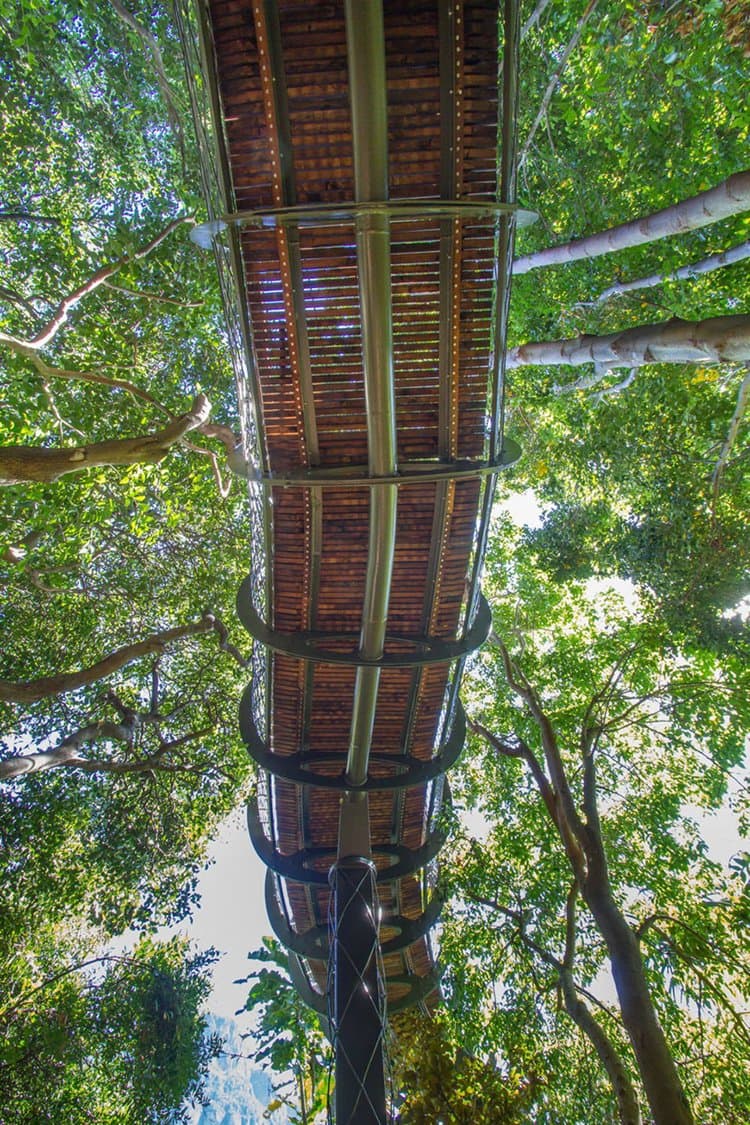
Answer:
[237,584,492,667]
[240,688,467,790]
[292,962,442,1017]
[265,869,443,959]
[250,442,522,487]
[247,790,451,885]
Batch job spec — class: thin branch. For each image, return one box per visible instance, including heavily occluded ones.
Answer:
[553,363,613,395]
[0,216,192,352]
[590,369,637,402]
[491,635,589,854]
[469,717,559,828]
[0,393,211,485]
[0,211,60,226]
[208,613,249,668]
[0,283,39,320]
[102,281,204,309]
[562,882,578,972]
[521,0,553,39]
[518,0,599,168]
[645,925,750,1050]
[40,377,87,439]
[9,346,172,416]
[593,238,750,305]
[0,613,216,705]
[0,954,141,1022]
[711,366,750,513]
[180,438,233,498]
[110,0,186,160]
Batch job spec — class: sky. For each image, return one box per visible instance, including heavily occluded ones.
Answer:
[143,809,269,1034]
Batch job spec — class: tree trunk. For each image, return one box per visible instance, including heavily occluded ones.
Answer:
[0,394,210,484]
[559,970,641,1125]
[514,169,750,274]
[506,314,750,370]
[583,880,694,1125]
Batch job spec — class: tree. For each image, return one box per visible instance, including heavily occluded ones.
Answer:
[435,9,750,1114]
[240,939,331,1124]
[0,9,252,1119]
[0,935,221,1124]
[502,0,750,649]
[442,564,750,1123]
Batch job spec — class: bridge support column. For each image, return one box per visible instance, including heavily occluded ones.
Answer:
[330,853,387,1125]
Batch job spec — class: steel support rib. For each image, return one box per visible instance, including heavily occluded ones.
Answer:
[335,8,393,1119]
[344,0,397,796]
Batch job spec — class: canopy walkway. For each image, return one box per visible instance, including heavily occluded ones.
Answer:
[177,1,531,1118]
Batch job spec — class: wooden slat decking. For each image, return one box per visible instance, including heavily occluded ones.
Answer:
[195,0,516,1016]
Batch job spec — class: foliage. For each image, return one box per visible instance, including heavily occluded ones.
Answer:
[0,0,252,895]
[240,939,331,1124]
[507,0,750,647]
[390,1008,525,1124]
[0,934,221,1124]
[448,540,750,1120]
[0,0,748,1120]
[450,13,750,1104]
[0,2,251,1120]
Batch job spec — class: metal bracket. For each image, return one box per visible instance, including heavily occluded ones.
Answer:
[240,688,467,790]
[237,585,492,667]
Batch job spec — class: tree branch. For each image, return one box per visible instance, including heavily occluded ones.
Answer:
[491,635,589,855]
[711,366,750,513]
[521,0,553,39]
[0,394,211,484]
[8,346,172,415]
[473,883,639,1121]
[0,613,216,705]
[0,954,141,1022]
[514,170,750,274]
[102,281,204,309]
[0,215,191,352]
[593,238,750,305]
[590,369,637,402]
[507,314,750,371]
[0,211,60,226]
[469,718,559,828]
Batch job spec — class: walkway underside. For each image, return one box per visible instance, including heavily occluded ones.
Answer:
[180,0,526,1030]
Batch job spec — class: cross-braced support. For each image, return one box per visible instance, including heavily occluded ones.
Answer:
[329,857,388,1125]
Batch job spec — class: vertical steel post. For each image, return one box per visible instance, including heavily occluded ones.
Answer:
[330,856,386,1125]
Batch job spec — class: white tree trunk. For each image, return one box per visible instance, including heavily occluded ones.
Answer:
[514,171,750,274]
[506,314,750,370]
